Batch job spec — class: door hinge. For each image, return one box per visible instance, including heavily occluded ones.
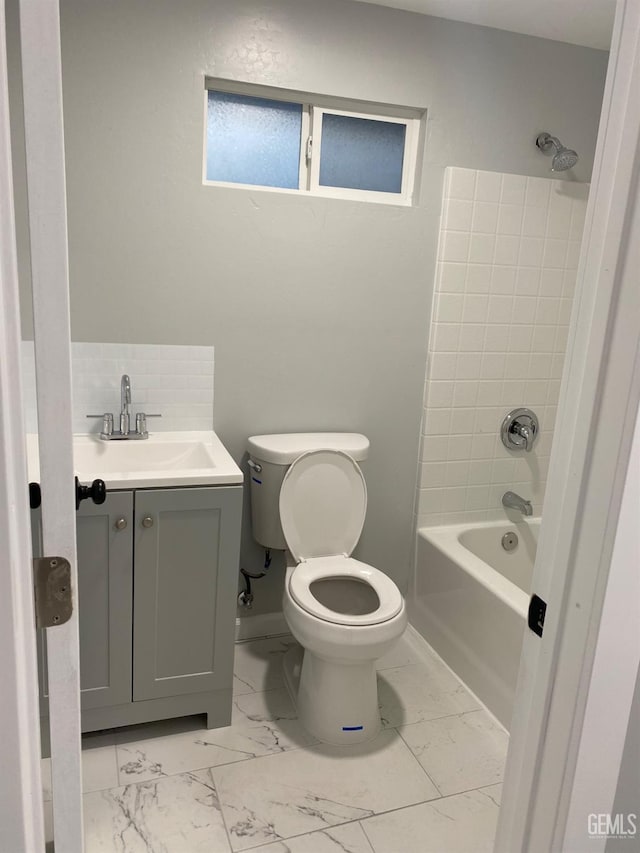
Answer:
[33,557,73,629]
[528,593,547,637]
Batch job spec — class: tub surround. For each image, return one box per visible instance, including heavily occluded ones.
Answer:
[417,167,589,528]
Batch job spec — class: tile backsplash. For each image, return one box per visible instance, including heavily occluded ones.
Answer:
[417,167,589,527]
[21,342,214,434]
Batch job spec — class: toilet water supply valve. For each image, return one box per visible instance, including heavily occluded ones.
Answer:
[238,550,272,608]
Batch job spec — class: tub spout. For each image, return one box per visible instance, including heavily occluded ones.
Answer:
[502,491,533,516]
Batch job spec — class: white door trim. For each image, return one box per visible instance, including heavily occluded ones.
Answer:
[0,4,45,850]
[496,0,640,848]
[19,0,84,849]
[562,404,640,852]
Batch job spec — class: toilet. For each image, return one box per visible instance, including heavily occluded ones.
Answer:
[247,433,407,745]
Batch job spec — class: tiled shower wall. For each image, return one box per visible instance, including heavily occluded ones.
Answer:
[20,342,214,434]
[417,167,588,527]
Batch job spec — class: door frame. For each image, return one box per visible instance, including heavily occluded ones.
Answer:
[1,0,639,849]
[496,0,640,848]
[0,3,45,849]
[3,0,85,849]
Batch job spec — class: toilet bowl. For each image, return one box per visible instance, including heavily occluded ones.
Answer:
[277,448,407,745]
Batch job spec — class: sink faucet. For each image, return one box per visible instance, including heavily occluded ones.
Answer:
[86,373,161,439]
[502,490,533,516]
[120,374,131,436]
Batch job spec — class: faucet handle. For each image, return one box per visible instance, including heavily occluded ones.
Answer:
[87,412,114,437]
[501,408,539,453]
[135,412,162,436]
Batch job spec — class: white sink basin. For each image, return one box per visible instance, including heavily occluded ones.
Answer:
[26,431,243,489]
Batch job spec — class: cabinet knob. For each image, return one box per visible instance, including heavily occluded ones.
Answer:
[115,517,127,531]
[142,516,154,528]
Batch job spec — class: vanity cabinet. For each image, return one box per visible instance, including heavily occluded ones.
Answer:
[34,484,242,736]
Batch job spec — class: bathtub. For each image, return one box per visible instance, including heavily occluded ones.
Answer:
[411,518,539,730]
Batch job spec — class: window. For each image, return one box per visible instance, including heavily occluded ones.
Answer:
[204,80,423,205]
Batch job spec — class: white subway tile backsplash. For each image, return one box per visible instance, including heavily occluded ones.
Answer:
[418,166,588,528]
[21,342,214,435]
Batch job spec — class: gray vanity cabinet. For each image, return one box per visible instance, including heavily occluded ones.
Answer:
[133,487,240,701]
[35,484,242,736]
[35,491,133,712]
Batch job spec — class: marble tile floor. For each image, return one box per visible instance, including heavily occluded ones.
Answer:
[43,630,508,853]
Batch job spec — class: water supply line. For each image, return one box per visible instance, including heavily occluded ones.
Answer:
[238,549,272,608]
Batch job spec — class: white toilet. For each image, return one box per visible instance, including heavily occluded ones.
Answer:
[247,433,407,745]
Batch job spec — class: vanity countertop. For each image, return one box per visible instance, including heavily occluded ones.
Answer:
[26,430,243,490]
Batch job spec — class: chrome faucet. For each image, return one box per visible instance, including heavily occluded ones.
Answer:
[120,374,131,436]
[86,373,161,440]
[502,491,533,516]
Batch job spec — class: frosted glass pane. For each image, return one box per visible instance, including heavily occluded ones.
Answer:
[319,113,406,194]
[207,91,302,189]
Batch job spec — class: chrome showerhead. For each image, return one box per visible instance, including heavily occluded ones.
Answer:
[536,132,579,172]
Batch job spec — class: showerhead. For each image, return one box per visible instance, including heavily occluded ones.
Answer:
[536,132,579,172]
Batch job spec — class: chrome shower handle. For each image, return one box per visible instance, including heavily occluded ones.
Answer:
[501,408,539,453]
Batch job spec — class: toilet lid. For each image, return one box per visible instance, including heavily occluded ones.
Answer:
[289,555,403,626]
[279,449,367,561]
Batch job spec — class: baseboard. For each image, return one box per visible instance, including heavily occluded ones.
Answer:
[235,612,289,642]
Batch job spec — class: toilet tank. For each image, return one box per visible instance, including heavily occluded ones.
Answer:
[247,433,370,550]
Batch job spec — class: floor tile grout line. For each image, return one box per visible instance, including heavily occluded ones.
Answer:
[381,702,484,732]
[207,766,235,853]
[392,724,444,798]
[113,736,323,789]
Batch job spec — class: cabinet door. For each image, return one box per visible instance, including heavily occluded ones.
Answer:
[34,491,133,711]
[133,486,242,701]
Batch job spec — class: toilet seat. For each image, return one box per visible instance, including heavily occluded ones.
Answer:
[279,449,367,561]
[288,555,403,626]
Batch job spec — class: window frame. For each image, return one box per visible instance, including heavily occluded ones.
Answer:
[308,105,419,205]
[202,79,424,206]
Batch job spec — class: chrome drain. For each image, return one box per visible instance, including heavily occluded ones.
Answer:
[502,531,518,551]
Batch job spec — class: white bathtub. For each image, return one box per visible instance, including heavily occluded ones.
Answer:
[411,519,539,730]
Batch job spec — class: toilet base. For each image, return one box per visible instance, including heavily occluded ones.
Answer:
[283,646,381,745]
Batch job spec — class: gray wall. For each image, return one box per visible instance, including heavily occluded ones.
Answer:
[11,0,608,615]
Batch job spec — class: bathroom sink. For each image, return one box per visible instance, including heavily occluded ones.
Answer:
[26,431,243,489]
